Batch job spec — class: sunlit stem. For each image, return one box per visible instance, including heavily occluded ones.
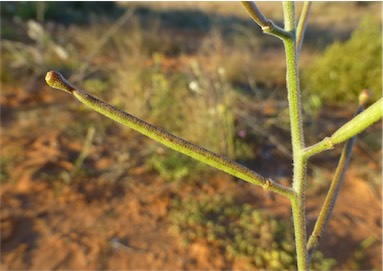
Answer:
[307,126,358,261]
[296,1,312,54]
[307,103,364,260]
[45,71,295,198]
[307,91,371,261]
[283,2,308,270]
[241,1,292,40]
[303,98,383,158]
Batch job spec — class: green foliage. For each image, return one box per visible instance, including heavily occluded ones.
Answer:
[170,194,336,270]
[303,16,382,102]
[83,78,109,96]
[148,149,210,181]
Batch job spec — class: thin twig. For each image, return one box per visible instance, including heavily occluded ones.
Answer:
[296,1,312,54]
[307,90,371,261]
[303,97,383,158]
[307,105,364,261]
[241,1,269,27]
[241,1,292,40]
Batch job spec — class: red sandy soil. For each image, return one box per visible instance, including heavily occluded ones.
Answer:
[1,84,381,270]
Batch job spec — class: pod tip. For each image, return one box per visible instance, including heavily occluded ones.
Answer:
[45,71,74,94]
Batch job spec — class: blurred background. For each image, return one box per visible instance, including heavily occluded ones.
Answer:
[0,2,381,270]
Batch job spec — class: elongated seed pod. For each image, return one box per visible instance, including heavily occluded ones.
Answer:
[45,71,294,198]
[330,98,382,145]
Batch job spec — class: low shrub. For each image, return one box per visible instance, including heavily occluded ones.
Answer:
[302,16,382,102]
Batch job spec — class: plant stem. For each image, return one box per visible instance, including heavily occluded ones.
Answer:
[283,2,308,270]
[307,127,358,261]
[45,71,295,198]
[241,1,268,27]
[291,196,308,269]
[241,1,292,40]
[330,98,382,144]
[283,5,305,158]
[307,99,367,261]
[303,97,383,158]
[296,1,312,54]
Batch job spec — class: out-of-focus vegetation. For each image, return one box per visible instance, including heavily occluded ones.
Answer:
[0,2,121,24]
[170,194,337,270]
[303,16,382,103]
[1,1,381,197]
[148,149,211,182]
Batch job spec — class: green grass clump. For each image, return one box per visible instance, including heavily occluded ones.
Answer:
[170,194,336,270]
[303,16,382,102]
[148,149,210,182]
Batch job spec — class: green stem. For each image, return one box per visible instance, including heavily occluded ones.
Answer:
[291,196,308,269]
[307,125,358,261]
[283,2,308,270]
[241,1,269,27]
[283,5,305,159]
[307,100,367,261]
[45,71,295,198]
[296,1,312,54]
[303,98,383,158]
[241,1,292,40]
[330,98,382,144]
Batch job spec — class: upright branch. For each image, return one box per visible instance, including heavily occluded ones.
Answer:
[296,1,312,54]
[282,2,305,164]
[240,2,308,170]
[241,2,309,270]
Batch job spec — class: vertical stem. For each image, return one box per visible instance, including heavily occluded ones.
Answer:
[283,2,304,157]
[283,2,308,270]
[283,2,296,32]
[284,36,306,192]
[291,197,308,270]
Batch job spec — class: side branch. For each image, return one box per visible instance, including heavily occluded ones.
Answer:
[45,71,295,198]
[303,97,383,158]
[307,102,366,260]
[307,126,357,261]
[296,1,312,54]
[241,1,292,40]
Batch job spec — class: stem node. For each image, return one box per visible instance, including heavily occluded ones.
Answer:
[263,179,272,189]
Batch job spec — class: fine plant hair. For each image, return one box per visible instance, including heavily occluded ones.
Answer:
[45,2,382,270]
